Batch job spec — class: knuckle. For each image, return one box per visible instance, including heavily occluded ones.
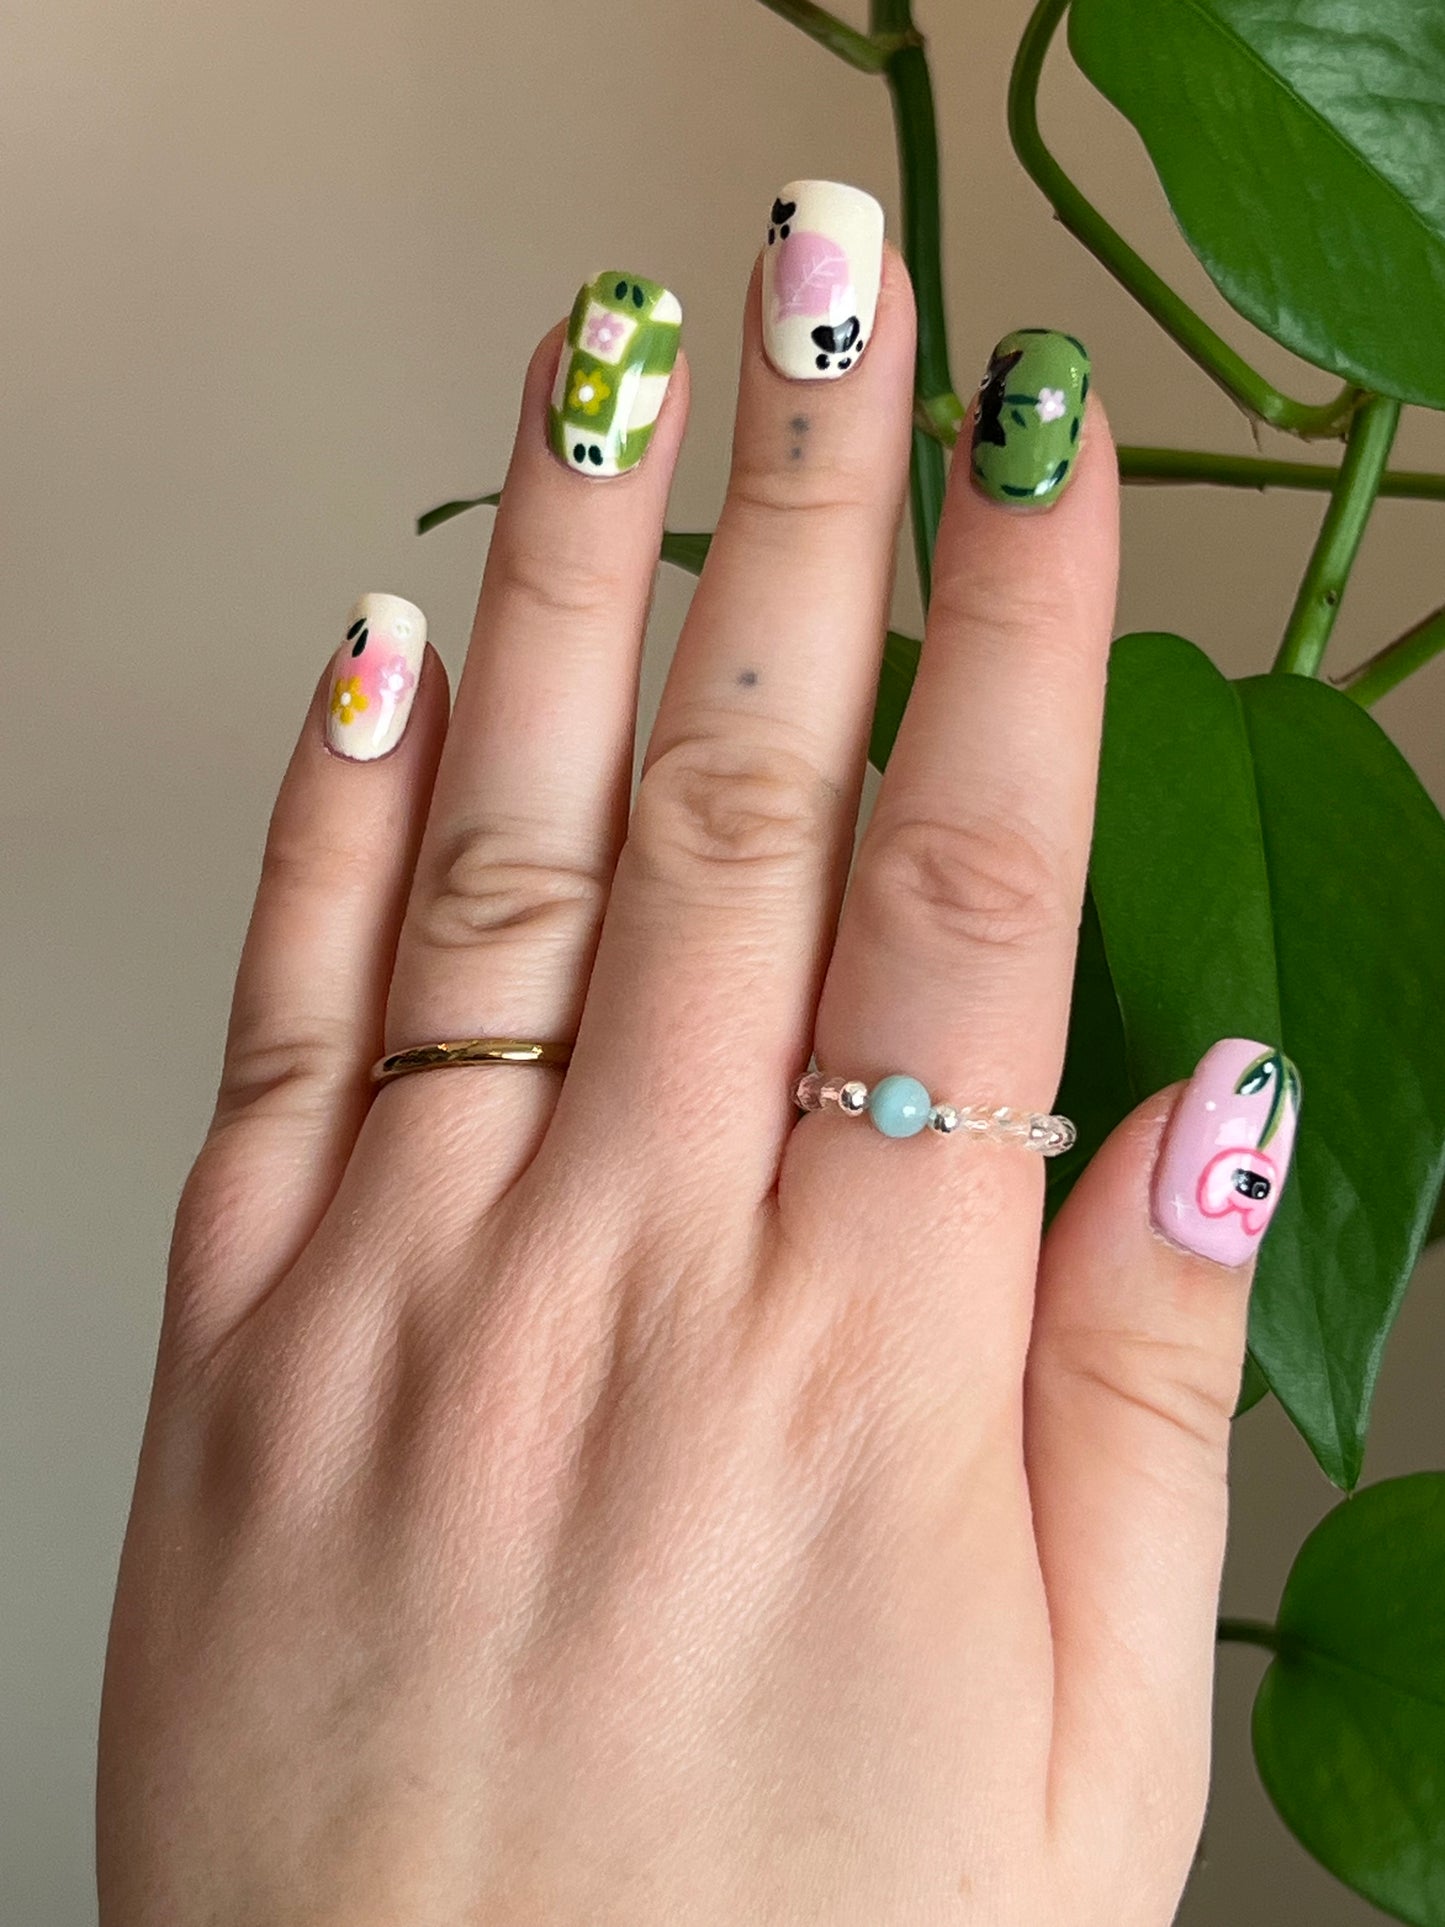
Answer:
[261,822,372,905]
[859,810,1064,954]
[930,559,1085,663]
[214,1030,352,1127]
[630,737,835,888]
[497,534,633,627]
[725,456,877,523]
[1051,1325,1239,1469]
[415,824,609,954]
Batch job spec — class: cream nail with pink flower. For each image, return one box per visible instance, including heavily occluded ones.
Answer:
[1151,1038,1302,1268]
[325,593,426,762]
[762,180,884,382]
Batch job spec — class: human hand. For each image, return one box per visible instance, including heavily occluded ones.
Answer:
[98,183,1298,1926]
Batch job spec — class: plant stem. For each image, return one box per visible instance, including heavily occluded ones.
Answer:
[873,0,952,606]
[1118,446,1445,501]
[1273,396,1401,678]
[1008,0,1358,440]
[1217,1617,1286,1654]
[754,0,889,70]
[1336,603,1445,706]
[905,410,1445,503]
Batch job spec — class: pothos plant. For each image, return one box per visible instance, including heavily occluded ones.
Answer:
[422,2,1445,1917]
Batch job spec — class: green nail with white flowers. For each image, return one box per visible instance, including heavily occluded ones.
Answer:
[548,271,682,479]
[970,328,1090,509]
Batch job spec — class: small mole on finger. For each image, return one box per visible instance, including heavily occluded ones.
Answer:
[738,669,760,687]
[788,414,810,462]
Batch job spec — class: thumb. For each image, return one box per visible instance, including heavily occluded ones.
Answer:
[1023,1038,1301,1845]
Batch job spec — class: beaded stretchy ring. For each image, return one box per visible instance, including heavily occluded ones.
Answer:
[794,1070,1076,1155]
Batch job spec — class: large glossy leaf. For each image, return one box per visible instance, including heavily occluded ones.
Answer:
[1069,0,1445,407]
[1253,1474,1445,1923]
[1045,889,1132,1227]
[1091,634,1445,1486]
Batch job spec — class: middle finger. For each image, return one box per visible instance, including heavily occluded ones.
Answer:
[551,185,915,1201]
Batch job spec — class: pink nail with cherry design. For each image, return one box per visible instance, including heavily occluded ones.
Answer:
[1151,1038,1301,1267]
[325,593,426,762]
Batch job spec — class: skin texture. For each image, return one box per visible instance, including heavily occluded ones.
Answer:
[98,248,1268,1927]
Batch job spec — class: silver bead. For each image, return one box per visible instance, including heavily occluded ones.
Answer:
[928,1104,960,1134]
[838,1079,869,1115]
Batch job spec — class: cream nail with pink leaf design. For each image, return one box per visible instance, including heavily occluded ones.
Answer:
[325,593,426,762]
[762,180,884,382]
[1151,1038,1302,1268]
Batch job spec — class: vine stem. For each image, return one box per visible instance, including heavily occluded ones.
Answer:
[1273,396,1401,678]
[1217,1617,1286,1654]
[754,0,889,71]
[1009,0,1358,441]
[1335,603,1445,707]
[1118,446,1445,501]
[873,0,952,607]
[903,411,1445,504]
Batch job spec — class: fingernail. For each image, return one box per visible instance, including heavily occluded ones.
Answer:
[325,593,426,761]
[1152,1039,1302,1267]
[970,329,1090,509]
[761,179,884,382]
[548,271,682,477]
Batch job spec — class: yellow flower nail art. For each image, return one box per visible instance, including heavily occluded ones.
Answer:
[567,364,611,416]
[330,675,368,725]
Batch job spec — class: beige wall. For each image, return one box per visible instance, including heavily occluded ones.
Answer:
[5,2,1442,1920]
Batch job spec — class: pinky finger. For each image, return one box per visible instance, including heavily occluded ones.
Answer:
[169,602,447,1353]
[1024,1039,1300,1872]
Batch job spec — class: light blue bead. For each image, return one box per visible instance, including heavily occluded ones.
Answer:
[866,1074,932,1138]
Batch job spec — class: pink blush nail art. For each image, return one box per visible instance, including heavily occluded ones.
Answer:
[325,592,426,762]
[1151,1038,1301,1268]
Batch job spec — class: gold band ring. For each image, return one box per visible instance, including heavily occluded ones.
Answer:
[371,1037,573,1083]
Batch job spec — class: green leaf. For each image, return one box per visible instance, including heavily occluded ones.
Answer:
[1091,634,1445,1487]
[417,499,923,773]
[1047,886,1275,1416]
[1069,0,1445,408]
[870,628,921,771]
[1045,888,1132,1226]
[1253,1473,1445,1923]
[659,531,714,575]
[417,491,500,534]
[1235,1349,1272,1417]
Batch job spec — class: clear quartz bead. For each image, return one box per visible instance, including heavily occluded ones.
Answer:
[795,1071,827,1111]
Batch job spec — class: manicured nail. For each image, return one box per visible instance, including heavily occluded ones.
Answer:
[1152,1039,1302,1267]
[970,328,1091,508]
[548,272,682,478]
[761,179,884,382]
[325,593,426,761]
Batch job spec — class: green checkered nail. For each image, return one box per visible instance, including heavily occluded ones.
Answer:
[547,272,682,479]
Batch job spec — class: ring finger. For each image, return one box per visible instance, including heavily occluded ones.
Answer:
[797,330,1118,1328]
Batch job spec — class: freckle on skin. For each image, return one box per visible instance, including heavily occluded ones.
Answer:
[789,415,810,436]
